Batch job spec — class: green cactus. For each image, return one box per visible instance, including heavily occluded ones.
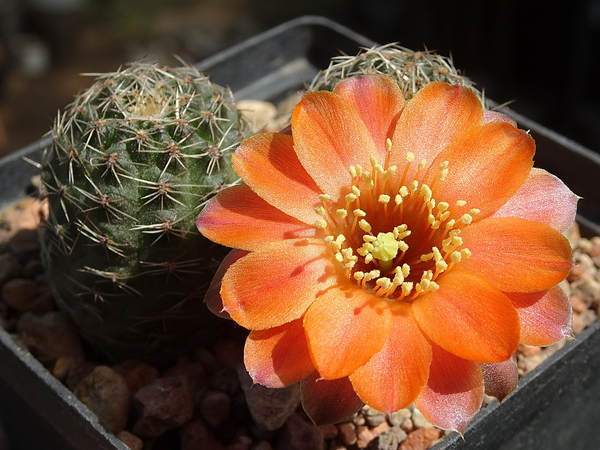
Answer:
[309,43,482,102]
[40,62,248,363]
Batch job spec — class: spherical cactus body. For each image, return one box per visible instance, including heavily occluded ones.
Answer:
[40,62,248,363]
[309,43,482,102]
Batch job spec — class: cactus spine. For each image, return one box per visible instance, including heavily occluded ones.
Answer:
[309,43,482,102]
[40,62,248,363]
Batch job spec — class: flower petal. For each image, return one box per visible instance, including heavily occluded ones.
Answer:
[412,270,520,362]
[430,121,535,218]
[292,90,379,200]
[459,217,573,293]
[204,249,249,319]
[491,168,578,232]
[505,285,572,346]
[244,319,315,388]
[197,184,319,251]
[303,284,392,379]
[480,356,518,402]
[415,344,484,433]
[232,133,322,224]
[388,82,483,179]
[300,370,364,426]
[221,238,338,330]
[333,75,404,161]
[349,303,432,413]
[483,110,517,126]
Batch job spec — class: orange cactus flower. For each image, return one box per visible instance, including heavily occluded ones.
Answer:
[196,75,577,432]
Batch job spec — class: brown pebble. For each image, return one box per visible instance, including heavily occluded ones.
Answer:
[199,390,231,428]
[400,418,414,433]
[0,253,20,285]
[132,376,194,438]
[117,430,143,450]
[570,294,588,314]
[2,278,37,312]
[319,423,339,440]
[356,425,375,448]
[338,422,357,446]
[400,428,442,450]
[164,355,206,393]
[75,366,130,433]
[180,418,225,450]
[372,421,391,437]
[519,344,542,357]
[226,443,249,450]
[572,312,586,335]
[17,311,85,364]
[112,359,159,394]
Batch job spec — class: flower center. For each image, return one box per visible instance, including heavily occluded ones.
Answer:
[315,139,474,302]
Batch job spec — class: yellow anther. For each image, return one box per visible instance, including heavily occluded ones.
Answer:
[364,270,381,281]
[359,219,372,233]
[401,282,414,296]
[437,202,449,212]
[422,270,433,281]
[451,251,462,263]
[399,186,410,197]
[409,180,419,192]
[420,252,434,262]
[395,194,403,205]
[355,165,363,176]
[469,208,481,216]
[341,248,354,259]
[319,194,331,202]
[445,219,456,229]
[384,166,397,179]
[456,200,467,207]
[370,156,378,169]
[324,236,334,243]
[431,220,441,230]
[428,214,436,224]
[439,168,449,181]
[420,184,432,201]
[393,270,405,285]
[364,254,374,264]
[314,205,326,216]
[432,247,443,261]
[439,161,449,170]
[429,281,440,292]
[427,199,436,210]
[345,193,357,203]
[386,138,393,152]
[439,211,450,221]
[315,219,328,229]
[353,271,365,281]
[363,235,377,243]
[449,229,461,236]
[336,209,348,219]
[378,194,391,204]
[376,277,393,290]
[335,252,344,262]
[406,152,415,163]
[398,241,409,252]
[349,166,358,177]
[418,159,427,170]
[353,209,367,217]
[435,260,449,272]
[401,264,411,278]
[460,248,472,259]
[351,185,361,196]
[357,243,374,256]
[336,234,346,245]
[461,214,473,224]
[344,261,356,269]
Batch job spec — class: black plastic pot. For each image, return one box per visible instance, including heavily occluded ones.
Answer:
[0,15,598,450]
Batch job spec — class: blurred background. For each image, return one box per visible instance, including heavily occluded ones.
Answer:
[0,0,598,157]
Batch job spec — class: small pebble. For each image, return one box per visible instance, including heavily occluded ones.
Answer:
[112,359,159,394]
[368,425,408,450]
[399,428,442,450]
[411,408,434,429]
[132,376,194,438]
[180,418,225,450]
[117,431,143,450]
[200,390,231,428]
[74,366,130,433]
[356,425,375,448]
[319,423,339,440]
[2,278,38,312]
[338,422,357,446]
[0,252,20,285]
[275,414,324,450]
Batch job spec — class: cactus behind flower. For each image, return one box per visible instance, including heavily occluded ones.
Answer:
[309,43,482,101]
[40,62,248,363]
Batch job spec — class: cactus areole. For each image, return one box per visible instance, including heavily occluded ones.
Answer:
[40,62,248,363]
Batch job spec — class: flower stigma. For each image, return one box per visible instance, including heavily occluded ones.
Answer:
[315,141,474,302]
